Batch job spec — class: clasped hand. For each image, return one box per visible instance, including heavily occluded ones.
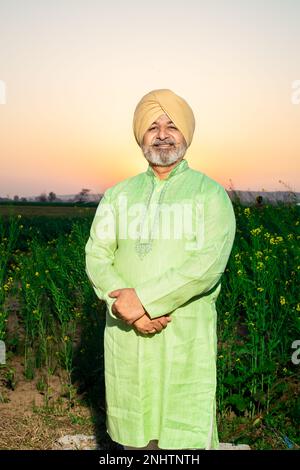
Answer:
[108,288,171,334]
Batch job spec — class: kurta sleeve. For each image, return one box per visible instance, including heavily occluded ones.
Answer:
[85,189,129,320]
[135,185,236,319]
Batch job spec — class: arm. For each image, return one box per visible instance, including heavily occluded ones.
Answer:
[135,185,236,319]
[85,189,129,320]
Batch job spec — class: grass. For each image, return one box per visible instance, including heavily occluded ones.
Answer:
[0,199,299,449]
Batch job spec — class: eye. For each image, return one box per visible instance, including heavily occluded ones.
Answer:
[168,125,177,129]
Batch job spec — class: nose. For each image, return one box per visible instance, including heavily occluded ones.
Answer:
[158,126,168,140]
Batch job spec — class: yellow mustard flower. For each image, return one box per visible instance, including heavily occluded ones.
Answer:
[251,227,262,236]
[270,236,283,245]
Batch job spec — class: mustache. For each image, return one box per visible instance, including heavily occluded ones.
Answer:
[152,140,176,146]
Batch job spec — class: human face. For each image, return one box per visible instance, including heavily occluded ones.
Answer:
[141,114,187,167]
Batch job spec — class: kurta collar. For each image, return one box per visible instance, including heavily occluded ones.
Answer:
[146,158,189,180]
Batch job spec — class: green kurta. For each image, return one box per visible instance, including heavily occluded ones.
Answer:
[85,158,236,450]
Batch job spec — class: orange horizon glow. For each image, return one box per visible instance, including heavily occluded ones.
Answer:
[0,1,299,198]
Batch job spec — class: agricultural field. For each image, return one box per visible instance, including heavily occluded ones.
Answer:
[0,200,299,450]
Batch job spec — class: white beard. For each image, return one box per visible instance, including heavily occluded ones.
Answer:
[141,141,187,167]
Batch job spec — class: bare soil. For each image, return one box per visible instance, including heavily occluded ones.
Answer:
[0,355,95,450]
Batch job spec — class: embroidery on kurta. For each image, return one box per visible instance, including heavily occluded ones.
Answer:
[134,159,189,260]
[135,178,171,259]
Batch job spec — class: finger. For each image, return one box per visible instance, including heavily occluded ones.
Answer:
[151,323,163,333]
[138,329,153,335]
[108,290,120,298]
[162,315,172,322]
[133,326,144,334]
[155,321,165,329]
[156,318,168,328]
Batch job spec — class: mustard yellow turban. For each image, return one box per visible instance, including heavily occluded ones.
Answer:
[133,89,195,148]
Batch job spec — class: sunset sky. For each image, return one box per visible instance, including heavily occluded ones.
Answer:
[0,0,299,198]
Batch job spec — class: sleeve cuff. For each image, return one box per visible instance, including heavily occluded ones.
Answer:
[105,295,120,321]
[135,286,168,320]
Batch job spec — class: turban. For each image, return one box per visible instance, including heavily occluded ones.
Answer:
[133,89,195,148]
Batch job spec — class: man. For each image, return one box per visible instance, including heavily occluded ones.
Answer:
[85,89,236,450]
